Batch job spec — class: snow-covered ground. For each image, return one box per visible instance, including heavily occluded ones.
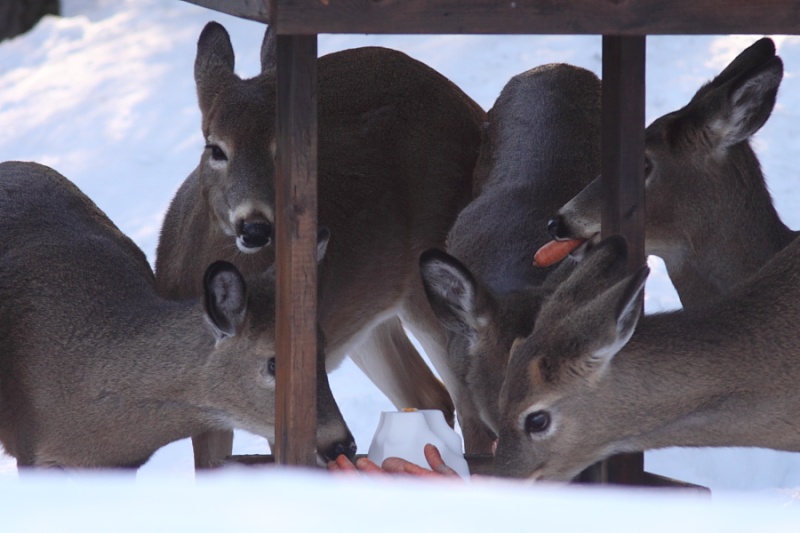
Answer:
[3,0,800,528]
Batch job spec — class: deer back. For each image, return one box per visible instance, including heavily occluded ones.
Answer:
[418,64,601,446]
[495,234,800,481]
[550,37,795,308]
[0,161,353,468]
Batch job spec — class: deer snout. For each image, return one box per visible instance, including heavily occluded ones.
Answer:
[235,219,272,253]
[322,437,358,462]
[547,215,566,239]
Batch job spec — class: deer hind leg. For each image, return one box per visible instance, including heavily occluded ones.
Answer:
[348,316,455,426]
[192,430,233,469]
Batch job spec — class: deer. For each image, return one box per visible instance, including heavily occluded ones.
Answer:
[493,233,800,481]
[547,37,793,309]
[0,160,354,469]
[417,63,601,454]
[154,22,486,465]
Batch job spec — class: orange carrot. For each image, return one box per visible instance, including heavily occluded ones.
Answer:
[328,454,359,474]
[330,446,463,479]
[382,457,440,477]
[423,444,459,477]
[355,457,387,474]
[533,239,584,267]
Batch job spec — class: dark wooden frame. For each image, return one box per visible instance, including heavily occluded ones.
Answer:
[181,0,797,484]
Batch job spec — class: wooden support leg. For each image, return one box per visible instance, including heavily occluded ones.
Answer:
[274,33,319,467]
[192,430,233,469]
[600,34,646,266]
[573,34,653,486]
[581,36,707,493]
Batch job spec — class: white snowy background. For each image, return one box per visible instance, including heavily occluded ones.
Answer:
[3,0,800,530]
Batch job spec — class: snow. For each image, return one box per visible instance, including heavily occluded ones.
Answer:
[2,0,800,528]
[6,468,800,532]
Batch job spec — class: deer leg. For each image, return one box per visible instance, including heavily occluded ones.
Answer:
[192,430,233,469]
[348,317,455,426]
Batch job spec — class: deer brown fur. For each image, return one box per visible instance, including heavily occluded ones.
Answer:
[0,161,353,469]
[418,63,601,453]
[550,37,793,309]
[155,22,485,465]
[494,234,800,481]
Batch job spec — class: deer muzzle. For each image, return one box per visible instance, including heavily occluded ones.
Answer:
[236,220,272,253]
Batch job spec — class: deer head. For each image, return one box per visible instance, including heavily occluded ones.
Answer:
[494,236,648,481]
[548,38,787,307]
[193,21,277,254]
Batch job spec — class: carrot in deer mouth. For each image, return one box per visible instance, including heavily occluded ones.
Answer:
[533,239,585,267]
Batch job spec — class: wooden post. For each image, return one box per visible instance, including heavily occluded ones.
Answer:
[582,34,647,485]
[601,35,647,267]
[274,34,319,467]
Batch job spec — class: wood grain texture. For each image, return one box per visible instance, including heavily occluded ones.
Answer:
[600,35,646,272]
[598,36,646,486]
[180,0,270,22]
[268,0,800,35]
[274,35,319,467]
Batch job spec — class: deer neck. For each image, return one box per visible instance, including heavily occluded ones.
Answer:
[104,299,224,433]
[658,178,795,308]
[597,304,800,454]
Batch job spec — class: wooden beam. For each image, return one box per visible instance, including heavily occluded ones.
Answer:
[274,34,319,467]
[270,0,800,35]
[180,0,269,22]
[600,35,646,268]
[598,34,647,485]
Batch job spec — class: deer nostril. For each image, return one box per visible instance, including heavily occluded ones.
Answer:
[547,216,563,239]
[326,439,357,462]
[238,221,272,249]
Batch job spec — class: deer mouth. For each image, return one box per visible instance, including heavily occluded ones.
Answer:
[533,237,587,267]
[564,235,600,263]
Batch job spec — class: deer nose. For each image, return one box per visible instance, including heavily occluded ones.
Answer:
[547,216,564,239]
[324,438,357,462]
[237,221,272,249]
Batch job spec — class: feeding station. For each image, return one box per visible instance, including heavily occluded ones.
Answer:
[182,0,800,487]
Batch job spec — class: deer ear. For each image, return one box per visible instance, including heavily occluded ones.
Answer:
[195,22,237,116]
[544,234,629,315]
[316,227,330,264]
[703,37,776,92]
[577,265,649,380]
[613,265,649,341]
[419,249,494,344]
[261,25,276,74]
[707,55,783,151]
[204,261,247,341]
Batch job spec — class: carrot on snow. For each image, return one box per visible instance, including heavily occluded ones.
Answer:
[328,444,463,479]
[382,457,441,477]
[533,239,584,267]
[423,443,459,477]
[328,454,359,473]
[355,457,387,474]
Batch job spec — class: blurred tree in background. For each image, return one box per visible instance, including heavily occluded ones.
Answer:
[1,0,60,41]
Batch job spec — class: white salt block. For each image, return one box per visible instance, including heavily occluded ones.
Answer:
[367,409,470,478]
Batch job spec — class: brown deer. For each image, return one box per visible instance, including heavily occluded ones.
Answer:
[548,37,792,309]
[0,161,354,469]
[493,234,800,481]
[417,64,601,454]
[155,22,485,464]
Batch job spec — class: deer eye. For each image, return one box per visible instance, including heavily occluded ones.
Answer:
[260,357,276,381]
[525,411,551,434]
[206,143,228,162]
